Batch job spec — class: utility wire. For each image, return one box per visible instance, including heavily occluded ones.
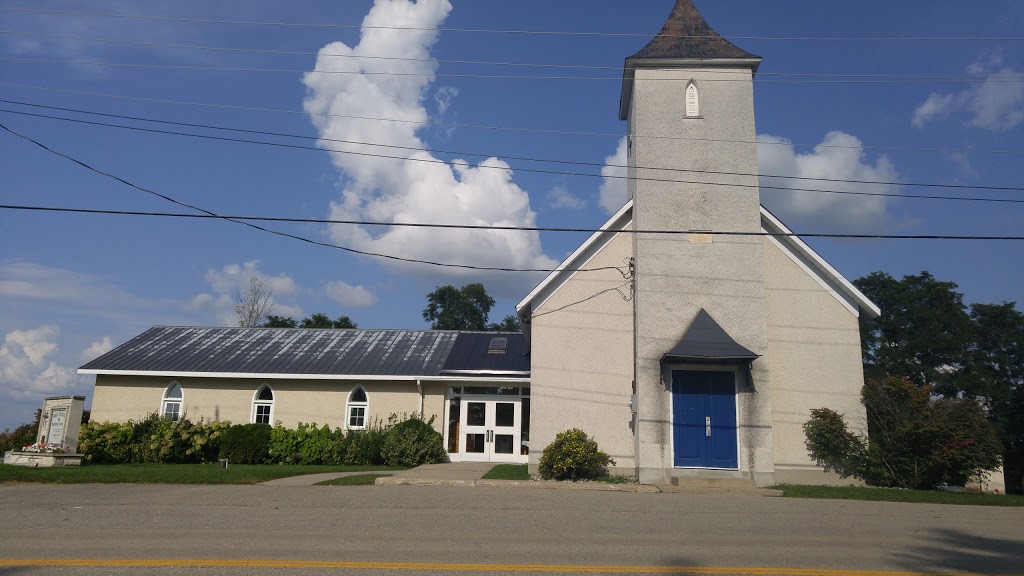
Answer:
[5,57,1023,84]
[5,205,1024,241]
[4,107,1023,205]
[1,30,1020,82]
[4,98,1022,194]
[2,8,1023,41]
[0,121,628,275]
[531,283,634,320]
[4,83,1022,157]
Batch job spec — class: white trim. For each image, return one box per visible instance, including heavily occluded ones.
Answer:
[80,369,529,383]
[346,386,369,431]
[160,381,183,421]
[517,200,634,314]
[252,383,274,425]
[765,234,859,317]
[760,207,881,318]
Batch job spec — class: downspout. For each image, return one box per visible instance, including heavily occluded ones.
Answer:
[416,378,424,418]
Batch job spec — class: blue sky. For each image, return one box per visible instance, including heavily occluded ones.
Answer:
[1,0,1022,430]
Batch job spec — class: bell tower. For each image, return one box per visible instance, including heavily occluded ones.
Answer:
[622,0,776,485]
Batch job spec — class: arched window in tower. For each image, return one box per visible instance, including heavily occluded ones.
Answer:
[252,384,274,425]
[685,82,699,117]
[347,386,369,430]
[161,382,183,421]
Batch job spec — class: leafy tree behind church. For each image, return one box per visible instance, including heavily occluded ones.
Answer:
[422,283,520,332]
[844,271,1024,493]
[263,313,358,329]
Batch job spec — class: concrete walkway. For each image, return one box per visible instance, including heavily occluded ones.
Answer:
[375,462,495,486]
[260,471,395,486]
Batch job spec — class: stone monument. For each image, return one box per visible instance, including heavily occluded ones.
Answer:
[4,395,86,467]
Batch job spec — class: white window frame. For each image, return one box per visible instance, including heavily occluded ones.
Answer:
[161,382,183,421]
[252,383,275,425]
[346,386,369,431]
[685,81,700,118]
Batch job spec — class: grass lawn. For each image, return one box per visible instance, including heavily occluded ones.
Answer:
[316,473,392,486]
[0,464,403,485]
[481,464,530,480]
[775,484,1024,507]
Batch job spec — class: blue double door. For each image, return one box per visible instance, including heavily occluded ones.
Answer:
[672,370,738,469]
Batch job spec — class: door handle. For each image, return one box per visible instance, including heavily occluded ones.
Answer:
[706,417,711,437]
[487,430,492,442]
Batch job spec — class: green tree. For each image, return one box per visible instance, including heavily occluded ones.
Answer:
[263,316,298,328]
[488,315,522,332]
[262,314,358,329]
[853,271,972,391]
[300,313,358,329]
[961,303,1024,494]
[804,377,1002,490]
[422,283,496,330]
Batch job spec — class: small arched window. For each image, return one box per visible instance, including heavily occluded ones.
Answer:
[252,384,274,425]
[161,382,183,421]
[347,386,369,430]
[685,82,699,117]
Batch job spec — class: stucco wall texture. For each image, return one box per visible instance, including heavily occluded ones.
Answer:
[763,238,868,486]
[628,66,775,486]
[90,375,442,433]
[528,230,636,473]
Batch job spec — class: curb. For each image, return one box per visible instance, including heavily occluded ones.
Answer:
[374,477,778,496]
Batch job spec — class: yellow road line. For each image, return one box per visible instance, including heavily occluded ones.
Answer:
[0,560,1018,576]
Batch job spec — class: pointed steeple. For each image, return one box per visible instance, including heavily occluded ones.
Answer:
[628,0,759,62]
[619,0,761,119]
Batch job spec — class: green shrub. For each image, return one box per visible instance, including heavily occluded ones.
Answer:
[268,422,301,464]
[78,415,228,464]
[219,424,272,464]
[296,423,334,465]
[343,420,388,466]
[538,429,614,481]
[381,415,445,467]
[805,377,1003,490]
[0,410,42,454]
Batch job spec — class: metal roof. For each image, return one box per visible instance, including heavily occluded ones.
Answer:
[80,327,461,377]
[440,333,530,376]
[662,309,760,363]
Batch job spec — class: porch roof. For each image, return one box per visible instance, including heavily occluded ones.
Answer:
[662,309,759,363]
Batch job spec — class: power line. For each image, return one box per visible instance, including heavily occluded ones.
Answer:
[0,120,627,275]
[4,106,1023,205]
[4,57,1023,84]
[532,283,633,319]
[1,30,1020,82]
[5,83,1022,158]
[5,98,1023,195]
[2,7,1023,42]
[4,204,1024,241]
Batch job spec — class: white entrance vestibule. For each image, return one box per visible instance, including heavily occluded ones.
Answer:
[445,386,529,464]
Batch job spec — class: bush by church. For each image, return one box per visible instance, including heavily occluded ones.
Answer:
[76,413,444,467]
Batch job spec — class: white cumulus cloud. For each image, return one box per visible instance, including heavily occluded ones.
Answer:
[757,131,901,233]
[0,326,77,401]
[302,0,556,295]
[599,137,629,214]
[80,337,114,363]
[547,185,586,210]
[913,56,1024,131]
[325,281,379,309]
[188,261,302,325]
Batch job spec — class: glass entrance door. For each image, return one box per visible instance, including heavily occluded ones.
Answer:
[459,397,521,463]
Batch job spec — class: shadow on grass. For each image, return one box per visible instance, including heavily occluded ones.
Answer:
[892,527,1024,574]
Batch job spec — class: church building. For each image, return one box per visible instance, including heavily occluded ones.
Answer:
[82,0,878,487]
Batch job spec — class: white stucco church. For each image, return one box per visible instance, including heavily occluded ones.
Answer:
[82,0,879,487]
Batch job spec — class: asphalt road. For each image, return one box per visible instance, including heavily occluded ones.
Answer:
[0,484,1021,575]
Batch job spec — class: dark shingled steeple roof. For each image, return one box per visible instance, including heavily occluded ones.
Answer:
[628,0,759,62]
[619,0,761,119]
